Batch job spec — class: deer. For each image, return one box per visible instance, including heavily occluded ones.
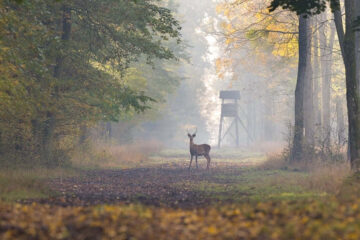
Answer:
[187,129,211,170]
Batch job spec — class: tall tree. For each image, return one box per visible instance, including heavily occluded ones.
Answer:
[270,0,360,170]
[292,14,312,161]
[342,0,360,169]
[336,96,346,144]
[318,13,335,147]
[313,18,322,139]
[304,18,314,145]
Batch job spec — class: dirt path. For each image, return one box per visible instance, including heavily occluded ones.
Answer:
[28,162,246,208]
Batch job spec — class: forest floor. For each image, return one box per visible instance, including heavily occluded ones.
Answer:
[20,151,330,207]
[1,149,359,239]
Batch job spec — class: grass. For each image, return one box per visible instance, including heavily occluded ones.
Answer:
[172,169,329,203]
[0,167,80,202]
[72,144,265,169]
[147,148,266,169]
[0,143,351,205]
[162,150,350,204]
[71,141,163,169]
[158,147,264,160]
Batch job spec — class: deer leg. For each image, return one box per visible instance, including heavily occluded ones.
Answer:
[206,155,211,170]
[188,155,193,170]
[195,155,198,169]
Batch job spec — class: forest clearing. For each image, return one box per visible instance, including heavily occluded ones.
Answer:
[0,147,357,239]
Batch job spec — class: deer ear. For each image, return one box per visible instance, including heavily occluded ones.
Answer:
[188,134,191,137]
[192,134,196,137]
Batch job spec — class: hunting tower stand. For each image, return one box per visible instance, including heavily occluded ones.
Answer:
[218,90,250,148]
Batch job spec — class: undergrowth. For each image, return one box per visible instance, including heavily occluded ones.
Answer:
[71,140,162,169]
[0,168,79,202]
[258,153,350,195]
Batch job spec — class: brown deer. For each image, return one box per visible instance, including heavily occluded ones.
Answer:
[187,129,211,170]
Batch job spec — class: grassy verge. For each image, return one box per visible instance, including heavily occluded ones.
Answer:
[0,167,80,202]
[163,150,350,204]
[171,168,340,204]
[71,141,163,169]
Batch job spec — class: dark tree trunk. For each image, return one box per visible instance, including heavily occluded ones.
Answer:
[343,0,360,170]
[0,130,2,156]
[31,119,42,161]
[336,97,345,145]
[79,124,89,146]
[313,20,321,136]
[332,0,360,170]
[106,122,112,141]
[41,112,56,165]
[292,14,311,162]
[54,5,72,78]
[319,17,335,146]
[41,5,72,165]
[304,18,314,144]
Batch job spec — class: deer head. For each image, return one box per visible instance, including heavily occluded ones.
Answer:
[187,128,197,141]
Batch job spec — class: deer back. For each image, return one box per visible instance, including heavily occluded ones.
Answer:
[190,143,211,156]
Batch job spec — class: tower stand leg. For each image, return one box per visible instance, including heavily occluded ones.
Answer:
[222,119,236,143]
[235,115,239,147]
[237,115,253,142]
[218,115,223,148]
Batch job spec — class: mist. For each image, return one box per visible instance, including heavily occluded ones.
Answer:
[108,0,299,152]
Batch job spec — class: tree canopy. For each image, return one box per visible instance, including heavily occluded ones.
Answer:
[0,0,182,166]
[268,0,340,15]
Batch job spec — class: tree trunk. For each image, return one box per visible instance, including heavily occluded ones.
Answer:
[336,96,345,145]
[54,5,72,78]
[304,18,314,144]
[79,124,89,146]
[355,0,360,94]
[0,130,2,156]
[313,19,321,137]
[320,18,335,147]
[322,26,335,146]
[41,112,56,165]
[292,14,311,162]
[344,0,360,170]
[41,5,71,165]
[264,94,274,141]
[106,122,112,141]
